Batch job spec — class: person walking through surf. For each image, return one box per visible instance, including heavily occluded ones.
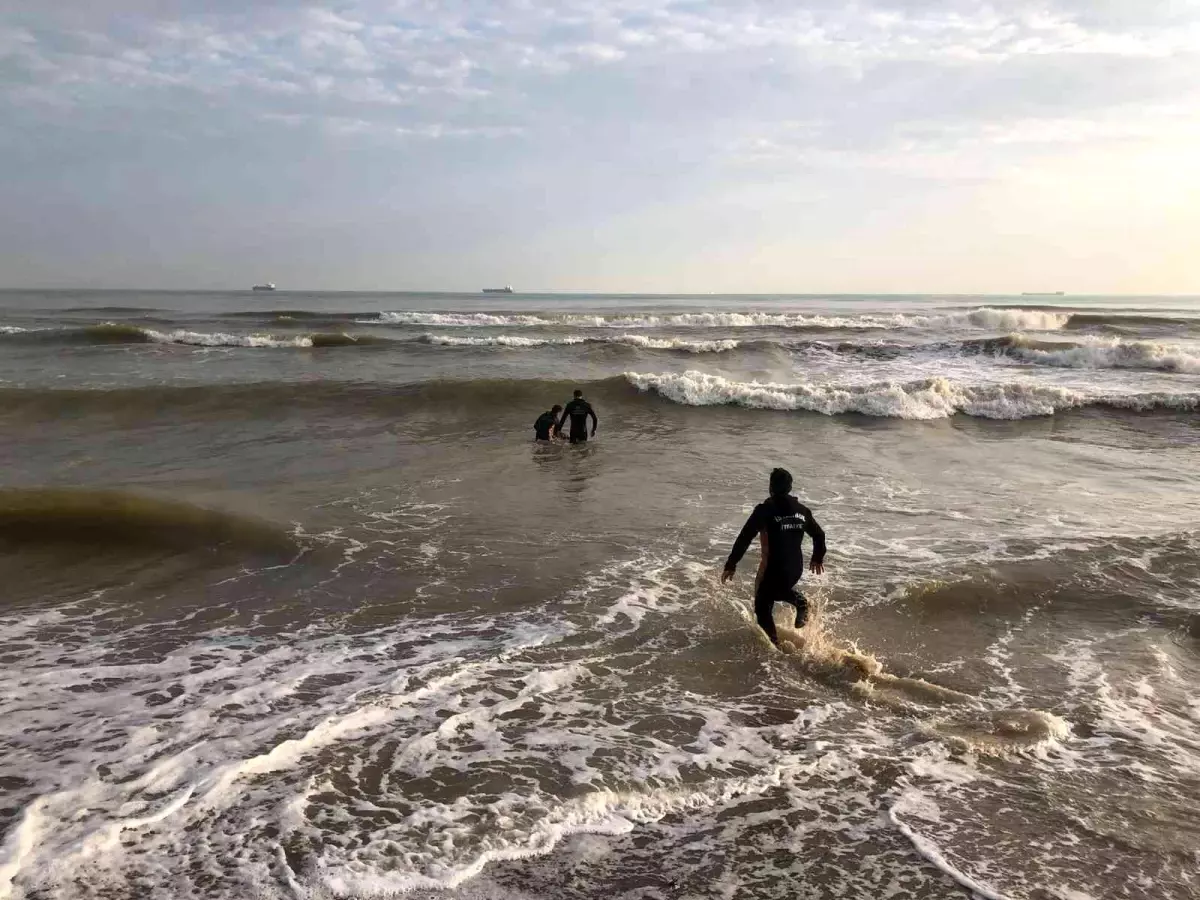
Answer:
[721,467,826,646]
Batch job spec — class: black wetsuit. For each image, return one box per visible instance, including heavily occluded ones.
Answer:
[558,398,597,444]
[724,495,826,645]
[534,411,557,441]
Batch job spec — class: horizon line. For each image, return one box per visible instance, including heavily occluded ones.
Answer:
[2,287,1199,299]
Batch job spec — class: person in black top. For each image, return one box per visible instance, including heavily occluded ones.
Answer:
[721,468,826,646]
[557,390,598,444]
[534,405,563,442]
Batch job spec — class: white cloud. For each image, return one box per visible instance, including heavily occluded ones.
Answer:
[304,8,366,32]
[726,94,1200,186]
[7,0,1193,111]
[0,25,36,57]
[570,43,627,63]
[261,110,524,141]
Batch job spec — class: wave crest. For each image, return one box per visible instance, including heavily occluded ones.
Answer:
[375,312,560,327]
[623,370,1200,420]
[953,309,1069,331]
[0,488,295,556]
[0,323,388,349]
[1003,335,1200,373]
[420,333,739,352]
[363,307,1068,331]
[419,333,584,348]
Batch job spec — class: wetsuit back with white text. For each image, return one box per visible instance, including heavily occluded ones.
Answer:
[559,398,596,443]
[725,495,826,644]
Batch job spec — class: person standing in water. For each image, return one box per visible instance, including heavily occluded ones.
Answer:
[557,390,598,444]
[721,468,826,646]
[534,405,563,442]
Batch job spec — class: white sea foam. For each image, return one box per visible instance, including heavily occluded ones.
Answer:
[420,333,583,348]
[611,334,740,352]
[6,503,1189,899]
[319,762,824,894]
[888,796,1012,900]
[0,802,40,899]
[375,312,559,327]
[1051,637,1200,775]
[624,370,1200,420]
[953,308,1069,331]
[1,537,902,900]
[9,324,318,347]
[421,333,739,352]
[1006,335,1200,373]
[142,328,315,348]
[368,307,1068,331]
[604,312,887,329]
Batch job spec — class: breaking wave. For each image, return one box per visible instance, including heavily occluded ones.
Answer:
[146,329,315,348]
[624,370,1200,420]
[3,374,1198,425]
[615,334,741,352]
[420,333,741,352]
[997,335,1200,374]
[364,307,1071,331]
[419,333,586,348]
[373,312,563,327]
[799,334,1200,374]
[942,308,1070,331]
[0,323,393,349]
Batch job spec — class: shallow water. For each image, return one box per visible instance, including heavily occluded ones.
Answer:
[1,291,1198,899]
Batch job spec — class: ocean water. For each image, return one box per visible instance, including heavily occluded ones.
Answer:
[1,290,1198,900]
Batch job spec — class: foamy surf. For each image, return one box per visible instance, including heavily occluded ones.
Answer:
[421,333,740,352]
[373,311,562,327]
[144,328,317,348]
[419,333,587,348]
[743,585,1072,752]
[888,795,1012,900]
[364,307,1069,331]
[625,370,1200,419]
[1003,335,1200,374]
[924,709,1072,756]
[0,323,395,349]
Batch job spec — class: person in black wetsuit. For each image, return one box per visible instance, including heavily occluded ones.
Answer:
[534,405,563,442]
[557,390,598,444]
[721,467,826,646]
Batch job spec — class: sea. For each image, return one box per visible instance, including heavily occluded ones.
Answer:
[1,290,1198,900]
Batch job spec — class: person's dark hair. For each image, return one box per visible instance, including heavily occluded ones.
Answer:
[573,389,583,398]
[552,404,563,414]
[769,468,793,497]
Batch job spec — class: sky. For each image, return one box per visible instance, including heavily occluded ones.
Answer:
[1,0,1198,293]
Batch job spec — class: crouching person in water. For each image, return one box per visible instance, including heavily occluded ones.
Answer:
[721,468,826,646]
[534,405,563,442]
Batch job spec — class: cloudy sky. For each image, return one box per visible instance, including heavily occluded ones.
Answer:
[1,0,1198,292]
